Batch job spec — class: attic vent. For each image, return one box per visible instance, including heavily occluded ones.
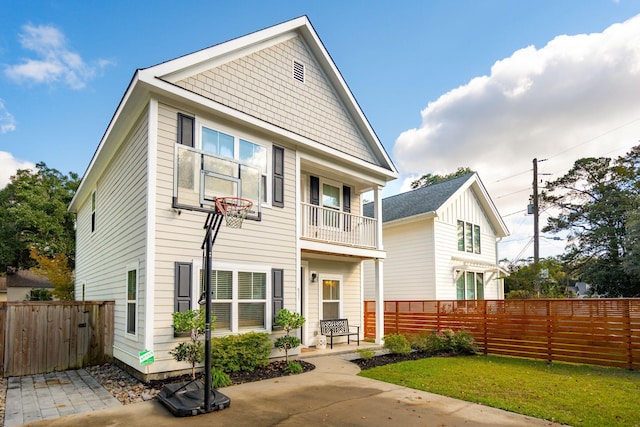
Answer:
[293,60,305,83]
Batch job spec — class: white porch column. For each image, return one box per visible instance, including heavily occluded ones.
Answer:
[374,258,384,345]
[373,186,383,250]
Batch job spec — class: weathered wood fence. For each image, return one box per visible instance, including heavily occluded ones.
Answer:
[0,301,114,377]
[364,299,640,370]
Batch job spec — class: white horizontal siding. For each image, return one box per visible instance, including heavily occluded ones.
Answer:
[74,107,149,363]
[151,102,298,367]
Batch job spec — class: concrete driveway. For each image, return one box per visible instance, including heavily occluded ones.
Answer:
[21,355,564,427]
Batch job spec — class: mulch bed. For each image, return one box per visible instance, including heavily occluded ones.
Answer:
[352,351,431,370]
[148,360,316,390]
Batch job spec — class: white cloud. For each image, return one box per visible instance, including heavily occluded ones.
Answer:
[393,14,640,260]
[0,100,16,133]
[0,151,35,188]
[4,23,111,89]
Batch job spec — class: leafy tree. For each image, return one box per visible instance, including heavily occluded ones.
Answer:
[30,247,74,301]
[0,163,79,273]
[410,167,474,189]
[504,258,569,298]
[541,151,640,296]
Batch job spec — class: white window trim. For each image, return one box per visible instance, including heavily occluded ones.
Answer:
[194,118,273,207]
[125,261,139,340]
[319,273,343,320]
[192,260,272,334]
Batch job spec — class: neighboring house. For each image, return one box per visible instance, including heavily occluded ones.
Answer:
[567,282,596,298]
[68,16,397,380]
[6,269,54,301]
[363,173,509,301]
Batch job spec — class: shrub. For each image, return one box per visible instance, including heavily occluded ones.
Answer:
[356,348,376,360]
[211,332,271,373]
[384,333,412,355]
[412,329,479,356]
[411,332,445,355]
[285,360,303,375]
[450,329,479,355]
[210,367,232,388]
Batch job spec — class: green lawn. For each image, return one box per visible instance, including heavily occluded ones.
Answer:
[358,355,640,427]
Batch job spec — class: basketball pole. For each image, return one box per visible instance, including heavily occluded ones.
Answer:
[202,211,223,413]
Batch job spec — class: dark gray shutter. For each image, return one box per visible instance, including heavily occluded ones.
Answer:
[310,176,319,226]
[343,185,351,231]
[175,262,192,313]
[177,113,194,147]
[272,268,284,327]
[343,185,351,213]
[272,145,284,208]
[310,176,319,205]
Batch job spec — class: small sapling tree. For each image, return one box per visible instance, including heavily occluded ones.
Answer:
[274,308,305,362]
[170,308,207,379]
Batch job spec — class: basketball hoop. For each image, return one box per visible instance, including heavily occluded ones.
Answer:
[214,197,253,229]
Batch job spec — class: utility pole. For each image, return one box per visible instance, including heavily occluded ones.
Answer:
[533,158,539,264]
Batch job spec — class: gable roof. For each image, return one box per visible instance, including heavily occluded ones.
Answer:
[364,172,509,238]
[70,16,397,211]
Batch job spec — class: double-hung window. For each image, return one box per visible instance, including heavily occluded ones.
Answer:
[199,123,268,206]
[199,265,268,333]
[125,262,138,336]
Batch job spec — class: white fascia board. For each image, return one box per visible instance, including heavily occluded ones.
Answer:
[69,72,149,212]
[137,71,397,182]
[145,17,309,79]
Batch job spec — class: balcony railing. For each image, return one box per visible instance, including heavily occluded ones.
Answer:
[301,202,377,249]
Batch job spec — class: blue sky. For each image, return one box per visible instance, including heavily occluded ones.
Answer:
[2,0,640,261]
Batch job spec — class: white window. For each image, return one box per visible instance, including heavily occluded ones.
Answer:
[457,220,481,254]
[456,271,484,300]
[197,122,270,206]
[321,275,342,319]
[125,262,139,336]
[91,191,96,233]
[198,263,269,333]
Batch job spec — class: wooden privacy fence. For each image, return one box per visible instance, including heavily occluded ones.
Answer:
[0,301,114,377]
[364,299,640,370]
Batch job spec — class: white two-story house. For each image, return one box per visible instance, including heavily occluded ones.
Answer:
[69,16,397,380]
[363,173,508,302]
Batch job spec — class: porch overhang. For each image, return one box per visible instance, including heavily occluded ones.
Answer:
[300,239,386,259]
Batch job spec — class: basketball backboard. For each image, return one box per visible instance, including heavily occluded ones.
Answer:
[174,144,261,217]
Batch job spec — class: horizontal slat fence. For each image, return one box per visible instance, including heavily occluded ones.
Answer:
[364,299,640,370]
[1,301,114,377]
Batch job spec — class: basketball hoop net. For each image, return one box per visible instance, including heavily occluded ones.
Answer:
[214,197,253,229]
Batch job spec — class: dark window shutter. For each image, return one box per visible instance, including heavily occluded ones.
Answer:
[342,185,351,213]
[272,145,285,208]
[177,113,194,147]
[272,268,284,327]
[310,176,319,205]
[343,185,352,231]
[175,262,192,313]
[310,176,320,226]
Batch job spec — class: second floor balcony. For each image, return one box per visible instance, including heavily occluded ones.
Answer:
[300,202,377,250]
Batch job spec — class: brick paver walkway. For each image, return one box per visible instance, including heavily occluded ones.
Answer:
[4,369,120,426]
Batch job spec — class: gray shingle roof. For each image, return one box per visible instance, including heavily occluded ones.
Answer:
[363,173,474,222]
